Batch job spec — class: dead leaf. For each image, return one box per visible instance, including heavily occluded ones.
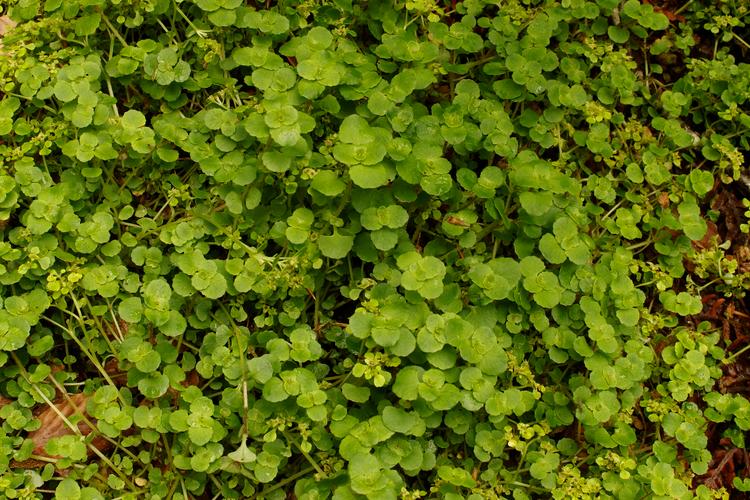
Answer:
[0,15,16,59]
[29,394,91,455]
[183,369,200,388]
[103,358,128,385]
[444,216,470,227]
[13,393,110,469]
[0,16,16,38]
[657,192,670,208]
[692,220,719,250]
[736,245,750,274]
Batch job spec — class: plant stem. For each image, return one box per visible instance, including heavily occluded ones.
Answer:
[42,314,125,406]
[254,466,315,498]
[283,432,324,476]
[732,32,750,50]
[724,342,750,364]
[673,0,693,15]
[216,303,250,435]
[475,219,504,241]
[173,0,209,38]
[100,12,128,47]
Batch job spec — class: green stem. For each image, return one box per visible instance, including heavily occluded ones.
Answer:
[173,0,209,38]
[105,299,126,341]
[696,277,722,291]
[724,342,750,364]
[501,481,545,492]
[625,238,653,252]
[55,32,86,47]
[83,294,123,345]
[4,92,57,114]
[100,12,128,47]
[42,313,125,406]
[283,431,324,476]
[180,477,189,499]
[71,292,121,355]
[156,17,172,36]
[105,75,119,117]
[254,466,315,498]
[336,340,366,388]
[673,0,693,15]
[312,287,321,334]
[165,478,179,500]
[216,303,250,435]
[475,219,504,241]
[732,32,750,50]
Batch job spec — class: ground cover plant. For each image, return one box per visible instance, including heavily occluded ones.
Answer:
[0,0,749,498]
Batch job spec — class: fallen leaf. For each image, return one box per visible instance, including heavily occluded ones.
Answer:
[0,16,16,37]
[13,393,110,469]
[104,358,128,385]
[183,369,200,388]
[29,394,90,455]
[0,15,16,56]
[444,216,470,227]
[692,220,719,250]
[657,192,670,208]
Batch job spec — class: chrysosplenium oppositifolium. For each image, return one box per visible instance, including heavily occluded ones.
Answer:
[0,0,748,498]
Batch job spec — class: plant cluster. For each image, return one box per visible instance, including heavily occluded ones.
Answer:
[0,0,749,498]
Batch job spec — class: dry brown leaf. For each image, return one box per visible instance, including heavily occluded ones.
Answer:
[657,192,670,208]
[103,358,128,385]
[0,395,13,408]
[0,15,16,59]
[29,393,91,455]
[13,393,110,469]
[183,369,200,388]
[0,16,16,37]
[692,220,719,251]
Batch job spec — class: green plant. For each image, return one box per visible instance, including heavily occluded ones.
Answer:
[0,0,748,498]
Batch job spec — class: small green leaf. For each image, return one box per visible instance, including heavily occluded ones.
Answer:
[689,170,714,196]
[55,479,81,500]
[607,26,630,43]
[118,297,142,323]
[138,372,170,399]
[342,383,370,403]
[311,171,346,197]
